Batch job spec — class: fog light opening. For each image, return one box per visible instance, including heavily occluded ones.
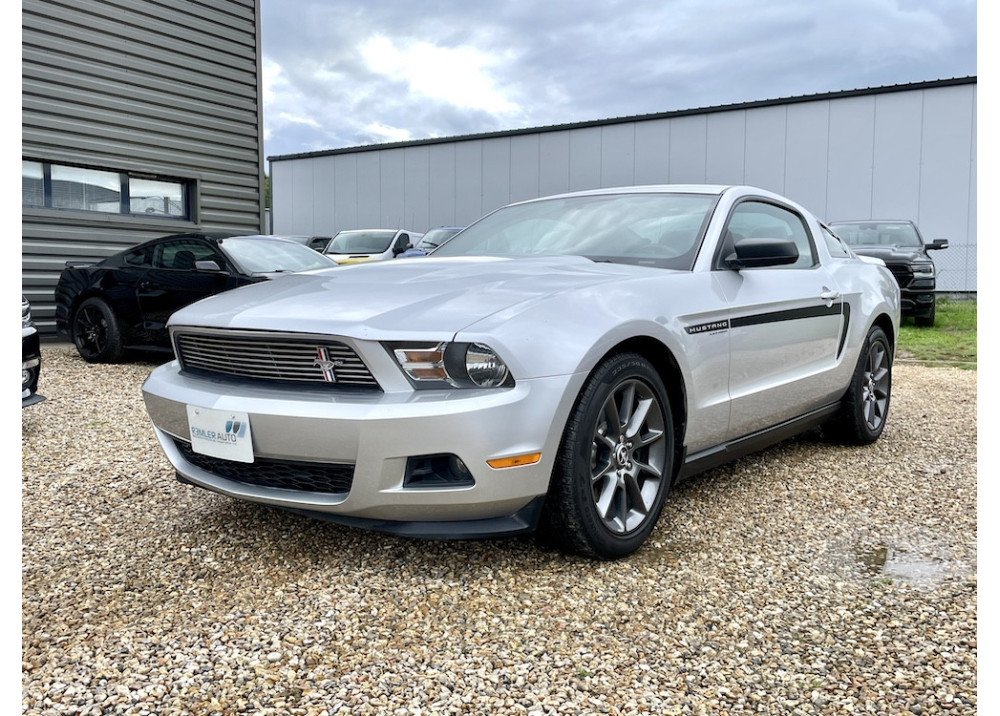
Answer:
[404,454,476,488]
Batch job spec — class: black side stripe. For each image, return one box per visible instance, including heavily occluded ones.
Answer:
[686,301,851,357]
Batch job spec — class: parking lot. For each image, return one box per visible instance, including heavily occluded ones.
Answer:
[22,347,976,715]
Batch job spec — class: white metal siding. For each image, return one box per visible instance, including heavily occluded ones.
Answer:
[271,80,976,292]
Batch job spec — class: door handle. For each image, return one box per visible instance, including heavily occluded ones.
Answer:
[820,287,840,305]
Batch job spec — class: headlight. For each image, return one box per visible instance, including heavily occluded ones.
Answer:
[912,262,935,277]
[22,296,32,329]
[388,342,513,389]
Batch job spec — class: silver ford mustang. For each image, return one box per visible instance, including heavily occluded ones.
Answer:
[142,185,900,558]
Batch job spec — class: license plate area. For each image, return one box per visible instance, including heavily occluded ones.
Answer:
[186,406,254,463]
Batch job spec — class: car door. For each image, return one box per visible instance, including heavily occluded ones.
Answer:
[136,238,238,343]
[713,199,846,438]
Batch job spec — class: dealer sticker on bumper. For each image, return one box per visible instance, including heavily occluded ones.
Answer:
[186,406,254,463]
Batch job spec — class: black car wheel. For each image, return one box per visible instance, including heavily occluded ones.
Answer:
[913,301,936,328]
[542,352,673,559]
[72,298,125,363]
[828,325,892,445]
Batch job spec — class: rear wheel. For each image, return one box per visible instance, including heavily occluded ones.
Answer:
[72,298,124,363]
[541,353,673,559]
[828,325,892,445]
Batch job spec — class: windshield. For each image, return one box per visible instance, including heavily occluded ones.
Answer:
[220,237,337,273]
[432,193,717,269]
[417,228,462,250]
[829,222,922,248]
[326,230,396,254]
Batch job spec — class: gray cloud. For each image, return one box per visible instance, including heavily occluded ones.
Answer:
[260,0,977,158]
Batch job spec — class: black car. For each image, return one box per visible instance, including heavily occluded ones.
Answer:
[828,220,948,327]
[22,296,45,407]
[55,232,337,362]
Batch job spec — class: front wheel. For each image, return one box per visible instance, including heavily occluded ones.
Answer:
[541,353,674,559]
[72,298,124,363]
[913,301,936,328]
[828,325,892,445]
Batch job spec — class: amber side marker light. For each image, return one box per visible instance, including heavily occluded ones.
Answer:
[487,453,542,469]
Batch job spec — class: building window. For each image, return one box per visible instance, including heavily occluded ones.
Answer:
[22,161,43,207]
[22,160,191,220]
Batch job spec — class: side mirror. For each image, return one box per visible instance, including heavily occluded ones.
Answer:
[194,260,223,272]
[927,239,949,251]
[725,238,799,269]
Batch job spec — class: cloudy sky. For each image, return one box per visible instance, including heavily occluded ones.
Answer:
[259,0,977,160]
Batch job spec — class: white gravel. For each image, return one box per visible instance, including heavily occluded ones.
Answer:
[22,347,977,715]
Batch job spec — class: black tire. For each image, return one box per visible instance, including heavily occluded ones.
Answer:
[540,352,674,559]
[828,325,892,445]
[913,301,936,327]
[72,298,125,363]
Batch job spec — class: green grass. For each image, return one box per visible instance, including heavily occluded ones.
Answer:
[896,297,977,367]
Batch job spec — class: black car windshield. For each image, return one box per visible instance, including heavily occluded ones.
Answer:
[220,237,337,273]
[431,193,717,269]
[830,222,922,248]
[326,230,396,254]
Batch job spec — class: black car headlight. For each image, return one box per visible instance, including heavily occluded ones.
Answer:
[388,342,513,388]
[912,262,935,278]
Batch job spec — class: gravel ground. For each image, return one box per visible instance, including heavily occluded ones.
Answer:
[22,346,977,715]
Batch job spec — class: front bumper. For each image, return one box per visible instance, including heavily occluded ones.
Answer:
[142,361,580,536]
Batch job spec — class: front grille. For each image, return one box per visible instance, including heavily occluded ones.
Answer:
[886,263,913,289]
[175,440,354,494]
[175,331,380,389]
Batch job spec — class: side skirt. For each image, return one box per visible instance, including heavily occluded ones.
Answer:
[676,402,841,482]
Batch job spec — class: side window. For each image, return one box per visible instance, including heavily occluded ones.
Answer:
[718,200,817,269]
[123,244,154,267]
[155,240,224,270]
[396,233,410,250]
[821,225,852,258]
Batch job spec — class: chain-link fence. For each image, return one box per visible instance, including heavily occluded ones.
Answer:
[934,243,977,293]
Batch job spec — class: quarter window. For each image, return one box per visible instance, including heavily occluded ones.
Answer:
[821,225,852,258]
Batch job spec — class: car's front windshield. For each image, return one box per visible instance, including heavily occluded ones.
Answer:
[417,228,461,250]
[221,237,337,273]
[326,230,396,254]
[431,193,717,269]
[830,222,922,248]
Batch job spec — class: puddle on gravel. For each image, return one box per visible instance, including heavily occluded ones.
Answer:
[854,543,952,587]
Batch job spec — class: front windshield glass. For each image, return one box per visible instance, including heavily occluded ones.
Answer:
[326,230,396,254]
[829,222,922,248]
[220,237,337,273]
[417,228,462,250]
[431,193,717,269]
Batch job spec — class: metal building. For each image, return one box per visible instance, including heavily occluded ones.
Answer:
[22,0,266,337]
[270,77,976,293]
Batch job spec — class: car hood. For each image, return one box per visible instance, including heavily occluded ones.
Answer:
[169,256,657,338]
[850,246,928,263]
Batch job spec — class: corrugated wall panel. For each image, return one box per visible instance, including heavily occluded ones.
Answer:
[668,116,707,183]
[403,145,431,233]
[427,145,457,227]
[270,80,976,292]
[600,124,636,188]
[633,120,670,185]
[22,0,264,337]
[705,111,746,185]
[509,134,540,204]
[784,102,830,218]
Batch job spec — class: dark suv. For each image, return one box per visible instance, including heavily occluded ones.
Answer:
[828,220,948,327]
